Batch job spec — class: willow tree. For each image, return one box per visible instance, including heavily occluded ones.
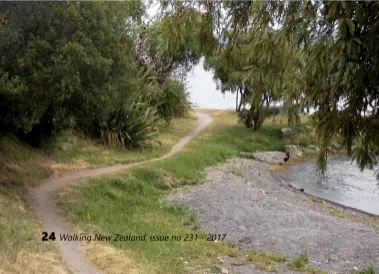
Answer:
[158,0,379,181]
[203,26,305,130]
[135,6,212,123]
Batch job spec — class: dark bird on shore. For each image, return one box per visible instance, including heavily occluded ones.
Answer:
[283,152,290,163]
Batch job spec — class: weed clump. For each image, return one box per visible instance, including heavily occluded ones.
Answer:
[355,266,376,274]
[288,252,309,270]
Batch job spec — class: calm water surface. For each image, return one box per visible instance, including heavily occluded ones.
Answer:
[279,157,379,216]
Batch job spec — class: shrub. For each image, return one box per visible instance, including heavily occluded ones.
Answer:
[355,266,376,274]
[100,102,160,149]
[238,106,267,131]
[264,106,282,118]
[298,137,310,147]
[156,79,192,124]
[0,2,145,145]
[288,252,309,270]
[269,253,287,262]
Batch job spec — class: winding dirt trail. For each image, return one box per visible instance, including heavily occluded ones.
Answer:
[29,112,213,274]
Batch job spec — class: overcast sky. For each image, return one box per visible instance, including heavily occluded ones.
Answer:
[186,60,236,109]
[146,2,236,110]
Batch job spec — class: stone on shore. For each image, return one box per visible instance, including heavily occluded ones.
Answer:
[285,145,303,157]
[281,127,292,137]
[240,151,287,165]
[331,143,342,151]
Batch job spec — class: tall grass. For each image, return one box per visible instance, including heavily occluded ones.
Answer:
[60,111,286,273]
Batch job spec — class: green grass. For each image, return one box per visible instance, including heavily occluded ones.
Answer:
[246,250,288,272]
[0,115,198,187]
[286,252,325,274]
[298,136,310,147]
[152,121,284,181]
[59,111,300,273]
[0,115,197,274]
[355,266,376,274]
[0,184,72,273]
[0,109,325,273]
[288,252,309,270]
[0,136,53,186]
[45,115,198,167]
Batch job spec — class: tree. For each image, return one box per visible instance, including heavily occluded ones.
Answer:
[204,27,304,130]
[0,2,146,143]
[158,0,379,181]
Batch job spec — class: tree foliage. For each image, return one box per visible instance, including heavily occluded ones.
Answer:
[159,0,379,180]
[0,1,193,148]
[0,2,144,141]
[1,0,378,180]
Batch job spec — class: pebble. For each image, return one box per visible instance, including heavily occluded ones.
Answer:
[220,267,228,274]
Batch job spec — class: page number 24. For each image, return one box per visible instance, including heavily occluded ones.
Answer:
[42,232,56,241]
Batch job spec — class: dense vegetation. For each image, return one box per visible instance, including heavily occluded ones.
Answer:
[155,0,379,179]
[1,0,378,177]
[1,2,378,272]
[0,2,192,148]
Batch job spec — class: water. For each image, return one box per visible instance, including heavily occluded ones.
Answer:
[279,156,379,216]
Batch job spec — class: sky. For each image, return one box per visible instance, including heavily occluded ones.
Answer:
[146,2,236,110]
[186,61,236,109]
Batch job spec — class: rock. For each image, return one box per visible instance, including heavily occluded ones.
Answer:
[331,143,342,151]
[301,147,318,156]
[239,152,256,159]
[295,126,305,133]
[239,237,253,244]
[328,254,339,262]
[281,127,292,137]
[223,256,245,266]
[285,145,303,157]
[238,225,248,232]
[248,151,287,165]
[59,143,71,151]
[220,267,229,274]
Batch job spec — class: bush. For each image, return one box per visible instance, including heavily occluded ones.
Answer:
[288,252,309,270]
[239,106,267,131]
[0,2,144,145]
[355,266,376,274]
[298,137,310,147]
[100,102,161,149]
[264,106,282,117]
[156,79,192,124]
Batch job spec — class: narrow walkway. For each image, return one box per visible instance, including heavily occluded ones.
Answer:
[29,112,214,274]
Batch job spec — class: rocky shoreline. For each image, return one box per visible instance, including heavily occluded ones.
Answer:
[167,152,379,274]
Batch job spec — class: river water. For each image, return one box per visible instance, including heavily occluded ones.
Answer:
[279,156,379,216]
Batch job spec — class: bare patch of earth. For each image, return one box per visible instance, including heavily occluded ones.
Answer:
[167,155,379,274]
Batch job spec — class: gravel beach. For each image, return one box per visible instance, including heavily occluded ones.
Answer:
[167,155,379,274]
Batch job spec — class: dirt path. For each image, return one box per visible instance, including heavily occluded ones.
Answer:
[28,112,214,274]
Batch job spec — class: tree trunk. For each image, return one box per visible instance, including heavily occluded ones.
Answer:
[237,87,244,112]
[236,89,239,112]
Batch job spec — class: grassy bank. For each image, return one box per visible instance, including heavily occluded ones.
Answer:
[59,110,328,273]
[0,115,197,274]
[0,114,198,186]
